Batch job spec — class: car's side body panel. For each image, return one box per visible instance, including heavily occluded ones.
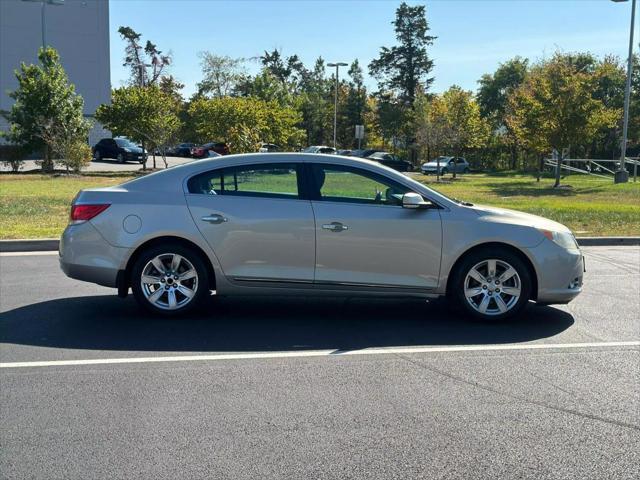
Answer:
[311,201,442,289]
[185,194,316,283]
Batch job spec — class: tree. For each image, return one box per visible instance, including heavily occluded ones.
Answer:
[506,53,619,186]
[415,93,450,169]
[440,86,490,177]
[95,85,181,169]
[369,2,436,105]
[299,57,332,145]
[117,26,171,87]
[260,49,306,89]
[342,60,369,148]
[477,57,528,168]
[197,52,246,98]
[4,47,91,172]
[188,96,304,152]
[159,75,185,105]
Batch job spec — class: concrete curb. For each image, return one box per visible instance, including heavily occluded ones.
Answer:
[575,237,640,246]
[1,236,639,253]
[0,239,59,252]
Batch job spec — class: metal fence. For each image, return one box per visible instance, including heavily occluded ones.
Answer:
[544,157,640,182]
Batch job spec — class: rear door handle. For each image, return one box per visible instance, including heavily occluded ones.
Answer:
[201,214,227,224]
[322,222,348,232]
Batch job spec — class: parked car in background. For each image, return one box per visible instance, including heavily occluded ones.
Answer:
[191,142,230,158]
[60,153,583,321]
[337,149,352,156]
[351,149,383,158]
[303,146,337,154]
[92,138,147,164]
[366,152,414,172]
[421,156,470,175]
[170,143,196,157]
[259,143,280,153]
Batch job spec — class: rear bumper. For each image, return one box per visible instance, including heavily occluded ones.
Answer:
[59,222,130,288]
[529,240,584,304]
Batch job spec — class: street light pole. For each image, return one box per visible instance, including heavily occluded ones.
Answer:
[613,0,637,183]
[327,62,348,149]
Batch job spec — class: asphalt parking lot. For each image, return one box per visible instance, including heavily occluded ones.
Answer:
[1,246,638,479]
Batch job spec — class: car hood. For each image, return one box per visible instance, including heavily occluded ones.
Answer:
[469,204,571,233]
[126,147,144,153]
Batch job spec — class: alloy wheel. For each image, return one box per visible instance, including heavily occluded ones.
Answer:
[140,253,198,311]
[464,259,521,316]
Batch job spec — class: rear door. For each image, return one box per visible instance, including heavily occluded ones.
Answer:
[308,163,442,289]
[185,162,315,283]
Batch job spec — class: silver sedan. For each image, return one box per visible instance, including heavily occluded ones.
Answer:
[59,153,584,320]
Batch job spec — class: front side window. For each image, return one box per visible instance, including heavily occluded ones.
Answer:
[310,164,409,206]
[188,163,300,199]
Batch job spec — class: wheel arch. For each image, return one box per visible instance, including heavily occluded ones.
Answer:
[120,235,217,292]
[445,242,538,301]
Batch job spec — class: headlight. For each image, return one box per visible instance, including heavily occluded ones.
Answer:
[124,148,131,152]
[539,229,579,250]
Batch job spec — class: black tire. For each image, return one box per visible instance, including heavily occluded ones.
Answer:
[449,248,532,321]
[131,243,210,316]
[94,150,101,161]
[441,168,448,175]
[463,167,470,174]
[117,153,125,164]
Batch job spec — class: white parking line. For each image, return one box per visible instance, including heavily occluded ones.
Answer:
[0,251,58,257]
[1,341,638,369]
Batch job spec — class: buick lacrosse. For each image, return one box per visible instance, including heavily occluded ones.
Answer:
[60,154,583,320]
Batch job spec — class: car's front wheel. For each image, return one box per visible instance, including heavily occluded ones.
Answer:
[131,244,209,315]
[117,153,125,163]
[440,167,448,175]
[94,150,101,161]
[450,249,532,321]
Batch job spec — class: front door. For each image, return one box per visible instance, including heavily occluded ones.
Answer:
[308,164,442,289]
[186,162,315,283]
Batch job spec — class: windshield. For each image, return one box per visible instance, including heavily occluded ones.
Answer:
[115,139,137,148]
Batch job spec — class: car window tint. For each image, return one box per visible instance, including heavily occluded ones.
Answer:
[188,163,300,199]
[311,165,409,206]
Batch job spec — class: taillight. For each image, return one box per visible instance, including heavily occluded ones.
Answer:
[69,204,110,224]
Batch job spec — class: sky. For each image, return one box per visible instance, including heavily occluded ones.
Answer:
[109,0,639,97]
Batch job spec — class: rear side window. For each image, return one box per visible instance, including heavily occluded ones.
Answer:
[188,163,301,199]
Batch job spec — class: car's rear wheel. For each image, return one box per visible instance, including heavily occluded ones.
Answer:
[450,249,532,321]
[131,244,209,316]
[94,150,101,161]
[117,153,125,163]
[463,167,470,174]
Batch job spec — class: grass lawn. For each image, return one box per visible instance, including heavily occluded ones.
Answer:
[411,172,640,236]
[0,171,638,239]
[0,174,132,239]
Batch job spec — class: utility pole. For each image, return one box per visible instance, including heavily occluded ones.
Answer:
[327,62,348,149]
[612,0,637,183]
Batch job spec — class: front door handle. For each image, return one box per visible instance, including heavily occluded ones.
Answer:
[201,214,227,224]
[322,222,348,232]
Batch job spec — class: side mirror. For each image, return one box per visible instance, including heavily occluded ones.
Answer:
[402,192,433,209]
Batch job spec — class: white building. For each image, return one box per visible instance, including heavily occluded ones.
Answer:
[0,0,111,146]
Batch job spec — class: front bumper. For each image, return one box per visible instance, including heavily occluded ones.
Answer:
[59,221,130,288]
[529,239,584,304]
[125,152,146,162]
